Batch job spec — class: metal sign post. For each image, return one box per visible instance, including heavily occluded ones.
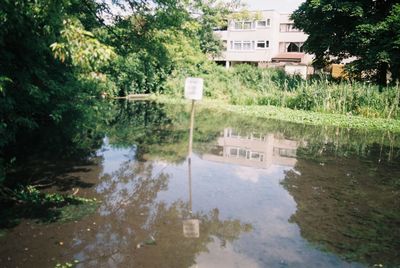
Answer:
[188,100,195,159]
[184,77,203,160]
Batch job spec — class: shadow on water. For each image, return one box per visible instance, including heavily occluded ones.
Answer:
[0,100,113,229]
[282,147,400,266]
[0,156,101,228]
[0,100,178,230]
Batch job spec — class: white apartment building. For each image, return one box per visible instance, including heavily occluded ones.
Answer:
[214,10,314,68]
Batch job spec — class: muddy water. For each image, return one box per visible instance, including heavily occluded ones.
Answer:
[1,101,399,268]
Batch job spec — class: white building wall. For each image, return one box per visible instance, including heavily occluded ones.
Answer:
[270,11,282,59]
[214,10,313,65]
[215,10,277,62]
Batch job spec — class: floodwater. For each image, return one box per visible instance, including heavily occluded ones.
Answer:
[1,101,399,268]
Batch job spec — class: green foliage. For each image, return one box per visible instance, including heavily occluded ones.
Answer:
[291,0,400,84]
[0,185,99,228]
[97,0,239,95]
[165,64,400,120]
[50,18,116,71]
[55,261,79,268]
[228,10,262,21]
[0,0,238,156]
[0,76,11,94]
[0,0,113,155]
[0,0,124,201]
[13,186,96,206]
[190,0,242,56]
[112,51,169,95]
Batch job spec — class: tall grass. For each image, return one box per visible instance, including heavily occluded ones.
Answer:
[164,63,400,120]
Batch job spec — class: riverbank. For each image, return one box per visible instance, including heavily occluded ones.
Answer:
[165,65,400,120]
[152,95,400,133]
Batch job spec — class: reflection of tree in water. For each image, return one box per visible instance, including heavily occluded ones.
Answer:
[106,101,190,163]
[105,101,400,167]
[282,152,400,267]
[98,101,400,266]
[73,159,251,267]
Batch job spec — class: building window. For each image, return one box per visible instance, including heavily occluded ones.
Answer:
[287,42,302,52]
[234,21,242,29]
[280,42,304,53]
[227,147,248,159]
[233,21,254,30]
[257,20,266,27]
[257,19,270,28]
[273,147,297,158]
[251,133,262,140]
[228,129,241,138]
[230,148,238,156]
[280,23,299,32]
[234,41,242,50]
[251,152,260,160]
[238,148,247,158]
[230,41,255,51]
[248,151,264,162]
[256,40,270,49]
[222,40,227,51]
[243,41,252,50]
[243,21,252,29]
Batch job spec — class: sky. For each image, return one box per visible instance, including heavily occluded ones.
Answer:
[103,0,306,19]
[244,0,305,13]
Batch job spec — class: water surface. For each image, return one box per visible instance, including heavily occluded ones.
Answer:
[1,101,399,268]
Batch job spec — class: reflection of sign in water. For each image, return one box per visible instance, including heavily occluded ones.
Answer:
[183,140,200,238]
[185,78,203,100]
[183,219,200,238]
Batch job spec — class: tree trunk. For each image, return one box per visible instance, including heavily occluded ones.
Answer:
[377,62,389,86]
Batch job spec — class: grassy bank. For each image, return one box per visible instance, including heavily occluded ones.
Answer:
[164,64,400,120]
[152,95,400,133]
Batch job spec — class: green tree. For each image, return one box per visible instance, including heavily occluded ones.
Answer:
[190,0,242,57]
[0,0,114,195]
[291,0,400,85]
[100,0,240,95]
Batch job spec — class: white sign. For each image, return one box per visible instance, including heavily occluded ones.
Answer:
[183,219,200,238]
[185,77,203,100]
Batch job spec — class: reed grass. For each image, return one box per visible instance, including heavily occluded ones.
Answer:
[164,64,400,120]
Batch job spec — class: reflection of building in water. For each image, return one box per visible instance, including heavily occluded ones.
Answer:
[203,128,300,168]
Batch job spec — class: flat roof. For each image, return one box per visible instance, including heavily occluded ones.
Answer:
[230,10,292,14]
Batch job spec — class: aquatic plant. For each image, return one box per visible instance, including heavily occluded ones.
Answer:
[0,185,99,228]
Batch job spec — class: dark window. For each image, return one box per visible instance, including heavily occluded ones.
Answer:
[287,43,299,52]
